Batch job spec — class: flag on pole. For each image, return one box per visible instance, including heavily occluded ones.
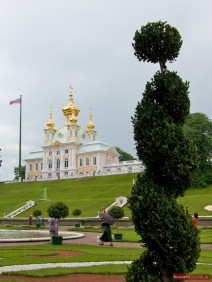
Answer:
[9,98,21,105]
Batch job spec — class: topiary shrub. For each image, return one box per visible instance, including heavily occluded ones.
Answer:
[47,201,69,219]
[126,21,200,282]
[108,206,124,229]
[33,209,42,218]
[72,209,81,218]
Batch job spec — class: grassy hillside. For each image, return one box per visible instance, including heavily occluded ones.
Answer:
[0,173,211,218]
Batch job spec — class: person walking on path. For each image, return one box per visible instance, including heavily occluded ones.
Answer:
[99,221,113,246]
[192,213,199,228]
[28,215,32,225]
[48,217,58,237]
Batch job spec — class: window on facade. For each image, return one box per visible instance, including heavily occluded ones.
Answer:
[48,173,52,178]
[79,158,83,167]
[64,171,68,176]
[56,159,60,169]
[93,156,96,165]
[65,148,69,154]
[108,156,112,164]
[48,160,52,169]
[41,163,43,170]
[86,157,89,166]
[57,150,60,155]
[35,163,38,171]
[29,164,32,171]
[128,167,132,173]
[49,151,52,156]
[64,158,68,168]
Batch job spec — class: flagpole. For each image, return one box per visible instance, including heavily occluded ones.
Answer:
[19,95,22,181]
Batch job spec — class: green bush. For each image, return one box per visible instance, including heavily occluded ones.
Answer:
[108,206,124,220]
[127,21,200,282]
[33,209,42,218]
[72,209,81,218]
[47,201,69,219]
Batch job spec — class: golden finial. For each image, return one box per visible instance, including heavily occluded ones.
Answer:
[69,85,73,96]
[87,108,95,131]
[47,106,55,129]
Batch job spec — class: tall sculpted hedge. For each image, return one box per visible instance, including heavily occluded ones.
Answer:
[126,21,200,282]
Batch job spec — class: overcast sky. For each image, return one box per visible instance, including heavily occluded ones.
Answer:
[0,0,211,180]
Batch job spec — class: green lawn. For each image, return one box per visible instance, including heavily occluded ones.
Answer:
[0,244,211,278]
[0,175,211,280]
[0,174,212,218]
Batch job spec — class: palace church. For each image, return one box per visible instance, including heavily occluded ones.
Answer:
[25,87,143,181]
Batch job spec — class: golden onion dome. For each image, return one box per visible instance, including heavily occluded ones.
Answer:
[62,86,80,124]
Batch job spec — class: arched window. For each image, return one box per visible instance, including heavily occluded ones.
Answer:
[29,164,32,171]
[79,158,83,167]
[93,156,96,165]
[86,157,89,166]
[64,158,69,168]
[56,159,60,169]
[128,167,132,173]
[48,160,52,169]
[65,148,69,154]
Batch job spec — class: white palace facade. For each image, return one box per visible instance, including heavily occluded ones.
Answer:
[25,87,144,181]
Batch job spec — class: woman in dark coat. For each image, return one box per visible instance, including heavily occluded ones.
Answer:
[99,221,113,246]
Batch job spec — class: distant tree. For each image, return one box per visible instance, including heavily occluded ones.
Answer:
[184,113,212,187]
[108,206,124,220]
[108,206,124,229]
[14,166,25,180]
[126,21,200,282]
[115,147,136,161]
[108,206,124,227]
[72,209,81,218]
[33,209,42,218]
[47,201,69,219]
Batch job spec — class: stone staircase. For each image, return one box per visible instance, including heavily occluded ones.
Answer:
[105,196,128,212]
[4,200,35,218]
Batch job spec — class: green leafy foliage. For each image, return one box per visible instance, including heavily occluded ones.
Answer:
[33,209,42,218]
[108,206,125,220]
[72,208,81,218]
[132,21,182,71]
[127,21,200,282]
[14,165,25,180]
[184,113,212,187]
[47,201,69,219]
[115,146,136,161]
